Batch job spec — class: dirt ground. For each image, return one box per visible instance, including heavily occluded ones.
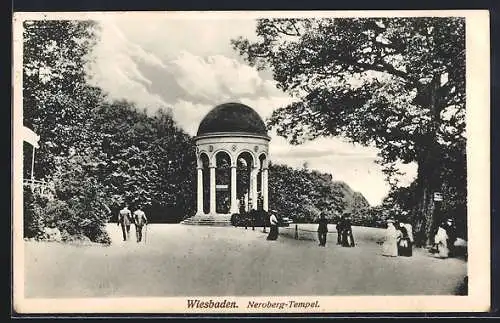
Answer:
[24,224,467,298]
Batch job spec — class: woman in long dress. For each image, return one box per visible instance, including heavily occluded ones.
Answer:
[397,222,412,257]
[434,224,449,258]
[382,220,401,257]
[266,210,279,240]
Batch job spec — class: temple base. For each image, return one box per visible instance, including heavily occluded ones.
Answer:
[180,214,232,226]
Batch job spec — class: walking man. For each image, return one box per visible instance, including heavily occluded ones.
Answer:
[118,205,132,241]
[317,213,328,247]
[133,206,148,243]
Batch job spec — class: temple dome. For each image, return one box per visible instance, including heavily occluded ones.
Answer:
[197,102,268,136]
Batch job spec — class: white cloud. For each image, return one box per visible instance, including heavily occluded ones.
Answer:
[87,20,169,111]
[89,61,168,112]
[90,19,275,108]
[110,16,258,60]
[169,100,214,136]
[91,20,167,71]
[170,52,266,101]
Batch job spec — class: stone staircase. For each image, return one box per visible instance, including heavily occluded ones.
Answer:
[180,214,232,226]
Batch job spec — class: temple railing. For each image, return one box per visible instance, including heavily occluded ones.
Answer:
[23,179,55,198]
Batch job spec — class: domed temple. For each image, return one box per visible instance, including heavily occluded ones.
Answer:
[182,103,271,225]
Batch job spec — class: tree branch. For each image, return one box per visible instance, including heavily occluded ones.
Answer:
[336,54,416,85]
[291,21,302,36]
[271,23,301,37]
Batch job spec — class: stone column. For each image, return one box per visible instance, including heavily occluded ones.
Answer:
[196,166,204,215]
[248,168,253,210]
[230,166,238,214]
[251,167,258,210]
[209,165,216,214]
[244,192,249,212]
[262,168,269,211]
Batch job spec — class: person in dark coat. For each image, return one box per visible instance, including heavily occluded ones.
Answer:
[317,213,329,247]
[397,222,412,257]
[444,218,457,257]
[340,213,355,247]
[336,215,344,245]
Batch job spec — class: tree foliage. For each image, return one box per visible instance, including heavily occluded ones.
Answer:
[92,101,197,222]
[22,20,111,242]
[23,20,104,179]
[22,20,197,242]
[232,17,466,246]
[268,163,346,222]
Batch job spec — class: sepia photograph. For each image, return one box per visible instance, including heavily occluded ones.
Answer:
[12,10,490,314]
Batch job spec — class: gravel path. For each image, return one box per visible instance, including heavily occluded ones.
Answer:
[24,224,467,298]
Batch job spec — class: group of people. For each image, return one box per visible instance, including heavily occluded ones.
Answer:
[381,216,458,259]
[336,213,356,247]
[316,213,356,247]
[266,211,357,246]
[381,219,414,257]
[117,205,148,243]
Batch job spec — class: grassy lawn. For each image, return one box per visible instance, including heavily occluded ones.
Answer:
[24,224,467,298]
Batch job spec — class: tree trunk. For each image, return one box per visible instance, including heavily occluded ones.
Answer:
[413,155,441,247]
[413,75,443,247]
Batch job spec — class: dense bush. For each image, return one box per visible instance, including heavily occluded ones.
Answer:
[23,188,112,245]
[23,189,46,239]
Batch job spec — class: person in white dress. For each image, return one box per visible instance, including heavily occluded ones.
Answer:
[382,219,401,257]
[434,224,449,258]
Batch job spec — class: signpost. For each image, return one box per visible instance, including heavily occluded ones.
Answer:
[433,192,443,202]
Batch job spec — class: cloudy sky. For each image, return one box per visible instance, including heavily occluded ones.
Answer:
[86,14,417,206]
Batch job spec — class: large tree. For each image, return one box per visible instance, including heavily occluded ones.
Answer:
[22,20,113,241]
[232,17,465,246]
[92,101,197,221]
[23,20,104,179]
